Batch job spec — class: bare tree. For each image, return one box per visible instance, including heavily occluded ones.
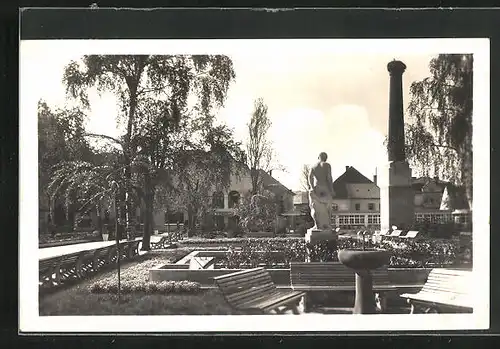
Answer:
[246,98,272,194]
[246,98,278,194]
[300,164,311,192]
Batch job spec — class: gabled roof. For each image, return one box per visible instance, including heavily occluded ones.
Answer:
[332,166,374,199]
[259,169,295,196]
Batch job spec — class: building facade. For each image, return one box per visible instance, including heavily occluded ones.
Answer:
[293,165,471,230]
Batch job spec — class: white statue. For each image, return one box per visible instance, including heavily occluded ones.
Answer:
[308,152,336,230]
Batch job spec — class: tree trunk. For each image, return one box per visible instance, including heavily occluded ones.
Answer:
[141,173,153,251]
[187,205,195,237]
[123,81,139,241]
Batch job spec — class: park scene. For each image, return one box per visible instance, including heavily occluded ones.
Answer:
[34,48,473,317]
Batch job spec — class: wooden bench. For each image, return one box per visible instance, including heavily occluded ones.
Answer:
[214,267,304,314]
[151,235,175,250]
[92,246,113,271]
[77,250,97,278]
[39,257,63,287]
[128,240,141,258]
[400,268,473,313]
[290,262,395,312]
[57,252,85,283]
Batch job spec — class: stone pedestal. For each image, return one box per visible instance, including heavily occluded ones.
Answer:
[379,160,415,231]
[338,249,390,314]
[305,228,338,262]
[305,228,337,244]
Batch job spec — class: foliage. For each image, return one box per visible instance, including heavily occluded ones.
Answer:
[38,101,95,225]
[233,190,280,233]
[90,280,201,294]
[405,54,473,205]
[300,164,311,191]
[39,250,232,315]
[62,54,237,248]
[305,240,338,262]
[47,158,129,228]
[245,98,282,194]
[212,236,472,269]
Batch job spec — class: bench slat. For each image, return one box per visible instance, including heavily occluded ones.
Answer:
[214,267,265,282]
[401,268,472,312]
[227,284,277,305]
[214,268,303,314]
[290,262,390,289]
[217,270,272,287]
[220,274,273,291]
[239,290,304,311]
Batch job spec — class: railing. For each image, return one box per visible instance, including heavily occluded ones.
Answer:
[39,239,142,290]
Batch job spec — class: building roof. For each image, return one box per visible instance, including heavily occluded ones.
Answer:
[332,166,374,199]
[259,169,295,196]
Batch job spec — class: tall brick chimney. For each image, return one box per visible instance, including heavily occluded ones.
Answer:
[379,60,415,231]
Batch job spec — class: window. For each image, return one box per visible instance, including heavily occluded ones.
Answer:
[332,203,338,211]
[368,203,375,211]
[212,191,224,209]
[368,214,380,224]
[355,203,360,211]
[228,191,240,208]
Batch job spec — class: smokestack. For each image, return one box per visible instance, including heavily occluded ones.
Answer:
[345,166,349,172]
[373,175,377,185]
[269,169,273,177]
[387,60,407,162]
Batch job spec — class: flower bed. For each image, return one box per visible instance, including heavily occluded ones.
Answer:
[181,236,303,245]
[89,251,202,295]
[211,237,472,269]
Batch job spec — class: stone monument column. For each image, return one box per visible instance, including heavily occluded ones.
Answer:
[379,60,415,232]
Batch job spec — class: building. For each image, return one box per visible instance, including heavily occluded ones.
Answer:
[330,166,381,229]
[294,165,471,230]
[155,161,295,232]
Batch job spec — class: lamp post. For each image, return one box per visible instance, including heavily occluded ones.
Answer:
[111,181,121,303]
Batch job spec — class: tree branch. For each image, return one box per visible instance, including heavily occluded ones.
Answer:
[83,133,123,147]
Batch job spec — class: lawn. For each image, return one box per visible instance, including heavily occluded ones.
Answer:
[39,248,234,316]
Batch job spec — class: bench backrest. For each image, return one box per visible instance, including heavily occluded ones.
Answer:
[39,257,62,271]
[214,268,276,308]
[404,230,420,238]
[61,252,83,265]
[420,268,471,296]
[389,230,403,237]
[290,262,390,288]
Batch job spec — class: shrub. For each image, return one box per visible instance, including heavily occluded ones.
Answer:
[212,235,471,269]
[90,280,202,294]
[233,191,279,233]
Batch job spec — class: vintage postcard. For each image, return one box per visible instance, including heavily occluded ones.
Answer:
[19,36,490,333]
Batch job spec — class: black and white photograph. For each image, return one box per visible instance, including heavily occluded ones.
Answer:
[19,37,489,332]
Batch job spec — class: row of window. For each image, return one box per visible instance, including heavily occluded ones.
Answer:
[331,214,380,224]
[332,203,378,211]
[330,213,468,226]
[415,213,453,223]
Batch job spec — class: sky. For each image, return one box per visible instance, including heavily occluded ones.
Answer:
[22,40,439,192]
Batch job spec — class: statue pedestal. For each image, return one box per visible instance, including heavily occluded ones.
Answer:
[338,249,390,314]
[305,228,337,244]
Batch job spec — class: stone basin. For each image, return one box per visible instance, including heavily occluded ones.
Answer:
[337,248,390,314]
[338,248,390,270]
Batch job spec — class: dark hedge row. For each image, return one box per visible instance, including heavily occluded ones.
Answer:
[213,237,472,269]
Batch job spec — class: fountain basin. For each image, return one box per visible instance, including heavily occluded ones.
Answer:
[338,248,390,314]
[338,248,390,270]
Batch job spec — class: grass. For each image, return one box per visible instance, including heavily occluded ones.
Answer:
[39,248,234,316]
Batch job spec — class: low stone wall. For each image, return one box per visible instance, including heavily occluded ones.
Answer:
[149,264,433,289]
[149,267,291,286]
